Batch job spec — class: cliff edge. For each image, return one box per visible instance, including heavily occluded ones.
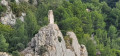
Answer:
[21,10,88,56]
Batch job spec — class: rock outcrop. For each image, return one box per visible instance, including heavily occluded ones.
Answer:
[48,10,54,24]
[21,10,88,56]
[0,0,16,25]
[0,52,12,56]
[0,0,26,25]
[15,0,29,4]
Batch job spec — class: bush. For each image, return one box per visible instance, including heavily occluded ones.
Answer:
[16,43,25,51]
[38,45,47,55]
[10,0,15,2]
[0,34,9,52]
[58,36,62,42]
[64,35,73,50]
[12,51,20,56]
[10,2,23,17]
[0,5,7,16]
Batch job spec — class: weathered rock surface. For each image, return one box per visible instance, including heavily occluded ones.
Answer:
[21,10,88,56]
[22,23,88,56]
[15,0,29,3]
[48,10,54,24]
[0,52,12,56]
[0,0,16,25]
[0,0,26,25]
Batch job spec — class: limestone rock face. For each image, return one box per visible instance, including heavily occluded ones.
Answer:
[33,0,38,5]
[0,0,16,25]
[1,0,8,6]
[22,10,88,56]
[0,0,26,25]
[0,52,12,56]
[21,23,88,56]
[48,10,54,24]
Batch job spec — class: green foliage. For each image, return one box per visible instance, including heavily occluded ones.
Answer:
[64,35,73,50]
[16,43,25,51]
[86,40,96,56]
[113,49,120,56]
[0,23,13,34]
[10,0,15,2]
[91,11,106,29]
[59,17,82,31]
[12,51,20,56]
[38,45,47,55]
[10,2,23,17]
[36,4,49,26]
[29,0,33,4]
[96,29,107,45]
[116,1,120,9]
[25,10,39,38]
[0,34,9,52]
[101,45,116,56]
[101,2,111,14]
[108,25,117,39]
[1,0,120,56]
[15,19,25,37]
[0,5,7,15]
[58,36,62,42]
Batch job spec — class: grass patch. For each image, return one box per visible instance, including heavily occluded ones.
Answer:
[64,35,73,50]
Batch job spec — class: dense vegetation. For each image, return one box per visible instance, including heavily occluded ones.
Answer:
[0,0,120,56]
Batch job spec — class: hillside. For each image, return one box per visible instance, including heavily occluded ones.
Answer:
[0,0,120,56]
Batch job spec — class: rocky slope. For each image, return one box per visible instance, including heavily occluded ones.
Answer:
[21,10,88,56]
[21,24,88,56]
[0,0,88,55]
[0,0,26,25]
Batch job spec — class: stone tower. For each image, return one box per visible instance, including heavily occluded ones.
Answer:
[48,10,54,24]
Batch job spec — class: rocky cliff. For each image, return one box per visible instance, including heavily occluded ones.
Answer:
[21,24,88,56]
[0,0,26,25]
[21,10,88,56]
[0,0,88,55]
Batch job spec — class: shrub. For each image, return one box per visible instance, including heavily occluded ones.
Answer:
[0,34,9,52]
[64,36,73,45]
[58,36,62,42]
[38,45,47,55]
[10,2,23,17]
[64,35,73,50]
[16,43,25,51]
[10,0,15,2]
[0,5,7,16]
[12,51,20,56]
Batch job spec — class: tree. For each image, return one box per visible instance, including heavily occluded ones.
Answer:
[108,8,120,28]
[16,43,25,51]
[36,4,49,26]
[91,11,106,30]
[101,45,116,56]
[0,23,13,35]
[15,19,25,37]
[116,1,120,9]
[96,29,107,45]
[25,10,39,38]
[101,2,111,14]
[12,51,20,56]
[0,5,7,15]
[108,25,117,39]
[86,39,96,56]
[59,17,82,32]
[0,34,9,52]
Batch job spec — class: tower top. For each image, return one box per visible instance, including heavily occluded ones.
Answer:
[48,10,54,24]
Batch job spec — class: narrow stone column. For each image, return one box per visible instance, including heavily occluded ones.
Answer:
[48,10,54,24]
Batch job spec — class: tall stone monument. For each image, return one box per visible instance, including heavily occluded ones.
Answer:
[48,10,54,24]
